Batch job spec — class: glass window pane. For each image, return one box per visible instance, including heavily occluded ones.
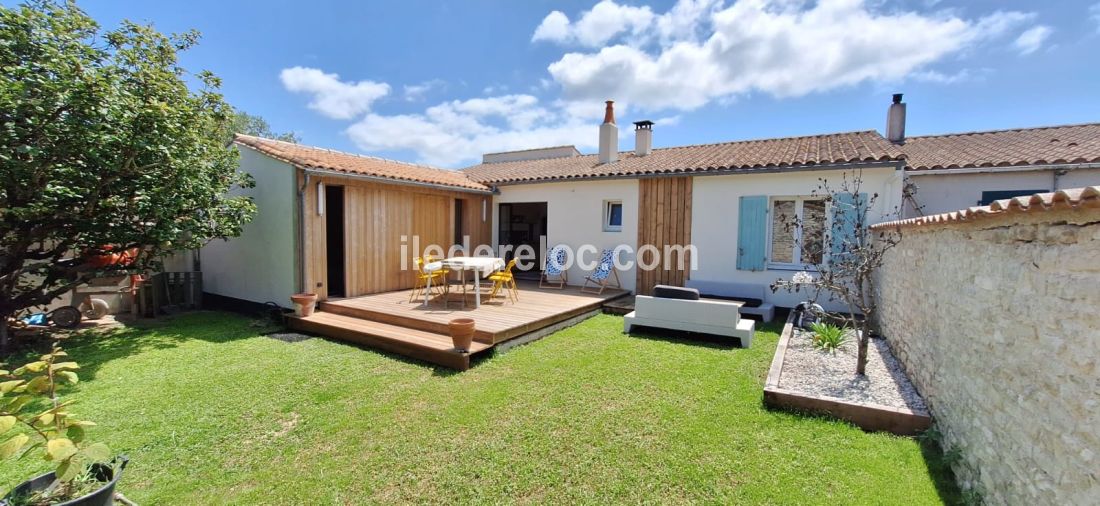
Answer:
[770,200,795,263]
[608,202,622,227]
[801,199,826,264]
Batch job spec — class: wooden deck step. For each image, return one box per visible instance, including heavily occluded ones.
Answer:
[319,283,630,344]
[318,300,493,342]
[287,311,492,370]
[602,295,636,316]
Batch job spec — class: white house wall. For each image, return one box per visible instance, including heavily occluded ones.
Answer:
[906,168,1100,217]
[491,167,901,308]
[493,179,639,292]
[201,147,298,305]
[1058,167,1100,189]
[691,166,903,310]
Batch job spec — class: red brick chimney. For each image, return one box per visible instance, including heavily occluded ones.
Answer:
[599,100,618,164]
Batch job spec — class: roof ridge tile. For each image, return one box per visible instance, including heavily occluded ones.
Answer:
[871,186,1100,230]
[906,122,1100,140]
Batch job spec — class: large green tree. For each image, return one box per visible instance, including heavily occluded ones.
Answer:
[0,0,256,350]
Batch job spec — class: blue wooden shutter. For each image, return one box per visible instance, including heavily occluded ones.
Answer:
[830,193,867,261]
[737,196,768,271]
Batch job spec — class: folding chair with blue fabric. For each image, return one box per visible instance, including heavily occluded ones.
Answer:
[539,245,569,289]
[581,248,621,294]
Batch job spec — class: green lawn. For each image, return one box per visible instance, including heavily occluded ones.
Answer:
[1,312,959,504]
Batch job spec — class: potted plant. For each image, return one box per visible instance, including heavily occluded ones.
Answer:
[447,318,476,352]
[0,343,125,505]
[289,293,318,317]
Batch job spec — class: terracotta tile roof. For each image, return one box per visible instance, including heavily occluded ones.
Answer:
[233,134,491,192]
[871,186,1100,231]
[901,123,1100,171]
[462,130,903,185]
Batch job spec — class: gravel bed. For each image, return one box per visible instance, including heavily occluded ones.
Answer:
[778,327,928,414]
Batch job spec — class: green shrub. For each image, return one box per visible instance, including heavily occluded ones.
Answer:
[809,322,847,353]
[1,343,110,503]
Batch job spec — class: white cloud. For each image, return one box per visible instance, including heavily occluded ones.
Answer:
[532,0,656,47]
[347,95,598,167]
[654,115,681,126]
[910,69,972,84]
[403,79,445,102]
[279,66,615,167]
[1092,3,1100,33]
[532,11,572,43]
[654,0,722,46]
[280,67,390,120]
[1013,25,1052,55]
[281,1,1053,168]
[543,0,1036,111]
[971,10,1035,38]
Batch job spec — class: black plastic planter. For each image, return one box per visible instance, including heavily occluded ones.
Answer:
[1,456,128,506]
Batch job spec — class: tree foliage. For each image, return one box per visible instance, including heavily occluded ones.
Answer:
[0,0,255,348]
[771,171,901,375]
[229,110,299,143]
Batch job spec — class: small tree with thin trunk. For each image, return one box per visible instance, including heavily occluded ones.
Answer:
[771,170,901,375]
[0,1,256,351]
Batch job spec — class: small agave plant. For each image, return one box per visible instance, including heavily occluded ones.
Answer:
[0,343,109,500]
[810,322,848,354]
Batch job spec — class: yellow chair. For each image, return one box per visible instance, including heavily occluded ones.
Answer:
[424,254,452,299]
[409,256,448,302]
[425,255,451,277]
[488,259,519,303]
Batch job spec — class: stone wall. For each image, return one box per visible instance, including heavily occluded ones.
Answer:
[873,207,1100,504]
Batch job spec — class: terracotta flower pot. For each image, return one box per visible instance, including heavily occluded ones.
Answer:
[290,293,318,317]
[448,318,476,352]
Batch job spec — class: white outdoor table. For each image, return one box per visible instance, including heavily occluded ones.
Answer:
[423,256,505,308]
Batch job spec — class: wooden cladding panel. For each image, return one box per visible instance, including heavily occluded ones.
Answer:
[458,195,491,253]
[302,172,492,300]
[302,172,328,300]
[636,177,693,296]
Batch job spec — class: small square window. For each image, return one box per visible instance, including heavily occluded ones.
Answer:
[604,200,623,232]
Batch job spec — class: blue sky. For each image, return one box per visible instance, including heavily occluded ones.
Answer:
[64,1,1100,167]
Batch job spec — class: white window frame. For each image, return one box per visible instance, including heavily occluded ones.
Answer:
[603,200,623,232]
[766,196,828,270]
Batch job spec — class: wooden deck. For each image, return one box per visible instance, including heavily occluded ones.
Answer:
[288,281,628,370]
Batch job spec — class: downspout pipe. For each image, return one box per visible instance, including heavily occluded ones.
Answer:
[297,171,310,294]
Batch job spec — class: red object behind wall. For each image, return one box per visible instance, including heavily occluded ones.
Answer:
[85,246,140,268]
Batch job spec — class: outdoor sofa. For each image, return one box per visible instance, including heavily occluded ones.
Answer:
[684,280,776,322]
[623,285,755,348]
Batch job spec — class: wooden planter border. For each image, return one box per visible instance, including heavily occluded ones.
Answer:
[763,312,931,436]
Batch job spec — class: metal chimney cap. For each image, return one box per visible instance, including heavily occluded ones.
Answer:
[633,120,654,129]
[892,93,904,104]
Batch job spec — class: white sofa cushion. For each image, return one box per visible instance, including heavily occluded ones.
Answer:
[624,295,754,347]
[634,295,741,327]
[684,280,776,322]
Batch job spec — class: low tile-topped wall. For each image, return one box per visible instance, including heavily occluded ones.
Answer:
[874,207,1100,504]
